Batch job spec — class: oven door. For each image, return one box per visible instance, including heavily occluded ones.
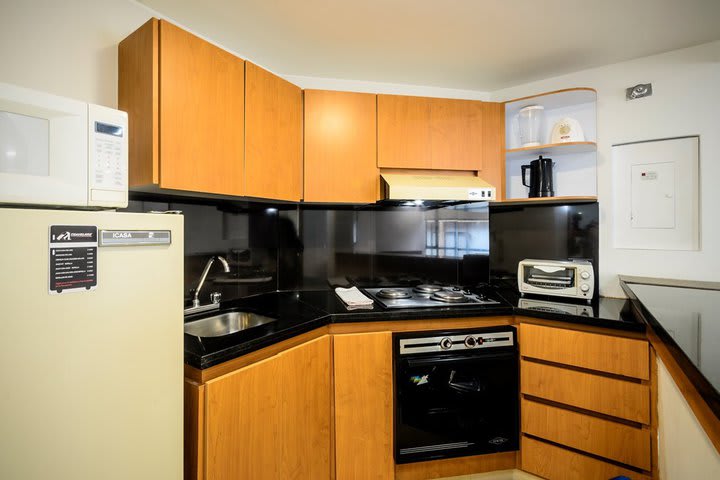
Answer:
[394,350,519,463]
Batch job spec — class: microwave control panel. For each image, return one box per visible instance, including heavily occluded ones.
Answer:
[88,104,128,208]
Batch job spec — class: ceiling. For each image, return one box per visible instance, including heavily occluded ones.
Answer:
[139,0,720,92]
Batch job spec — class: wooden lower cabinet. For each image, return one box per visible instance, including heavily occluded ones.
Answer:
[200,335,331,480]
[333,332,394,480]
[521,436,651,480]
[185,320,659,480]
[518,320,655,479]
[521,399,651,470]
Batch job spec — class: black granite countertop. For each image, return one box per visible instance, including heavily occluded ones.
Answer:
[185,285,645,370]
[621,278,720,422]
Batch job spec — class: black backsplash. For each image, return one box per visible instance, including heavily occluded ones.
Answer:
[489,202,599,290]
[126,194,598,305]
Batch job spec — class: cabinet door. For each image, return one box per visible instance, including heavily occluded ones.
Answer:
[429,97,483,171]
[304,90,378,203]
[158,20,245,195]
[205,356,279,480]
[377,94,432,169]
[245,62,303,201]
[334,332,394,480]
[278,335,331,479]
[204,336,331,480]
[378,95,487,172]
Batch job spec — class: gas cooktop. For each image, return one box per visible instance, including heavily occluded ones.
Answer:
[364,285,501,309]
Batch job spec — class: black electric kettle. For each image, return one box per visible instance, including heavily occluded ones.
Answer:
[521,155,554,197]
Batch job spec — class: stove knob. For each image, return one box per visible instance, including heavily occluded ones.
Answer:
[464,336,476,348]
[581,284,590,292]
[476,337,484,345]
[439,337,453,350]
[580,271,591,280]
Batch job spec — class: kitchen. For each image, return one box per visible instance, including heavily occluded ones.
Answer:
[0,1,720,478]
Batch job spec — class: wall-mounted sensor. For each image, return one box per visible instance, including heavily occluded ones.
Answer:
[626,83,653,100]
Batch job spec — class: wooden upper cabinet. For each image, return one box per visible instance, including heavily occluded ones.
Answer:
[377,95,487,171]
[245,62,303,201]
[119,18,245,196]
[377,94,432,169]
[304,90,378,203]
[428,97,483,170]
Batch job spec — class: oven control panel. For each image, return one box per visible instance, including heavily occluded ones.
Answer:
[399,330,515,355]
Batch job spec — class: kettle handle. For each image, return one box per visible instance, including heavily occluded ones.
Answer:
[521,165,530,187]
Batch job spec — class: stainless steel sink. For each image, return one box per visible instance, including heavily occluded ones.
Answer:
[184,311,277,337]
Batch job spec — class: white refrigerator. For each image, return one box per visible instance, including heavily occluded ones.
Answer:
[0,208,183,480]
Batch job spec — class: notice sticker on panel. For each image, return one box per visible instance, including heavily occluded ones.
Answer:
[49,225,98,294]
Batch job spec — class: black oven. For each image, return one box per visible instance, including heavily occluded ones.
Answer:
[393,326,519,463]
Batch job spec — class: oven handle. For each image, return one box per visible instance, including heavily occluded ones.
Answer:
[403,351,515,368]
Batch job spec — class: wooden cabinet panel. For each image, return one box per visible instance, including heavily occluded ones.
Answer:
[377,95,488,172]
[304,90,378,203]
[521,360,650,424]
[377,94,432,169]
[205,355,278,480]
[521,399,651,470]
[277,336,331,479]
[204,336,331,480]
[481,102,505,199]
[428,97,483,171]
[521,436,651,480]
[184,380,204,480]
[520,323,650,380]
[245,62,302,201]
[158,20,245,195]
[334,332,394,479]
[118,18,158,187]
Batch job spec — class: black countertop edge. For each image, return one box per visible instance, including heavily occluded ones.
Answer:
[185,288,646,370]
[511,306,646,332]
[620,279,720,424]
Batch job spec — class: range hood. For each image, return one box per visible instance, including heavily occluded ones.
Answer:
[380,173,496,201]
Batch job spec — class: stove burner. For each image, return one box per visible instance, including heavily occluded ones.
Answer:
[431,290,468,303]
[413,284,443,294]
[377,288,412,299]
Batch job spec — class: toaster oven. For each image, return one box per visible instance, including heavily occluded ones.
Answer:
[517,259,594,301]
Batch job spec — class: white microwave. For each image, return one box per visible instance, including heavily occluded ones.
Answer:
[0,82,128,208]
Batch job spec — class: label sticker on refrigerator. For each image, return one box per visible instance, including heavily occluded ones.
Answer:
[49,225,98,294]
[99,230,171,246]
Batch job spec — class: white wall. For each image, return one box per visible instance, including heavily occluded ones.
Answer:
[491,42,720,297]
[0,0,155,106]
[657,358,720,479]
[0,0,490,109]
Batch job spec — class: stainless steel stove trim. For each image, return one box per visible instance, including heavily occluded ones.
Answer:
[363,287,501,309]
[398,332,514,355]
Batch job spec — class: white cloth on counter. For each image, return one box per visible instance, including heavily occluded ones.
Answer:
[335,287,374,310]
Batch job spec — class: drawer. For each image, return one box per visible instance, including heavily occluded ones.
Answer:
[521,436,651,480]
[519,323,649,379]
[521,360,650,424]
[521,399,651,470]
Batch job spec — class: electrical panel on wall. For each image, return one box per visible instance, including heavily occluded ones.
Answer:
[612,136,699,250]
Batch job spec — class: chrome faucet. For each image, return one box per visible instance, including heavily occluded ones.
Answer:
[185,255,230,315]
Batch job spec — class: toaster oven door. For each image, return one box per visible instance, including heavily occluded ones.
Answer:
[523,264,575,290]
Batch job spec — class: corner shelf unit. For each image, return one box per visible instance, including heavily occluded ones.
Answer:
[503,88,598,202]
